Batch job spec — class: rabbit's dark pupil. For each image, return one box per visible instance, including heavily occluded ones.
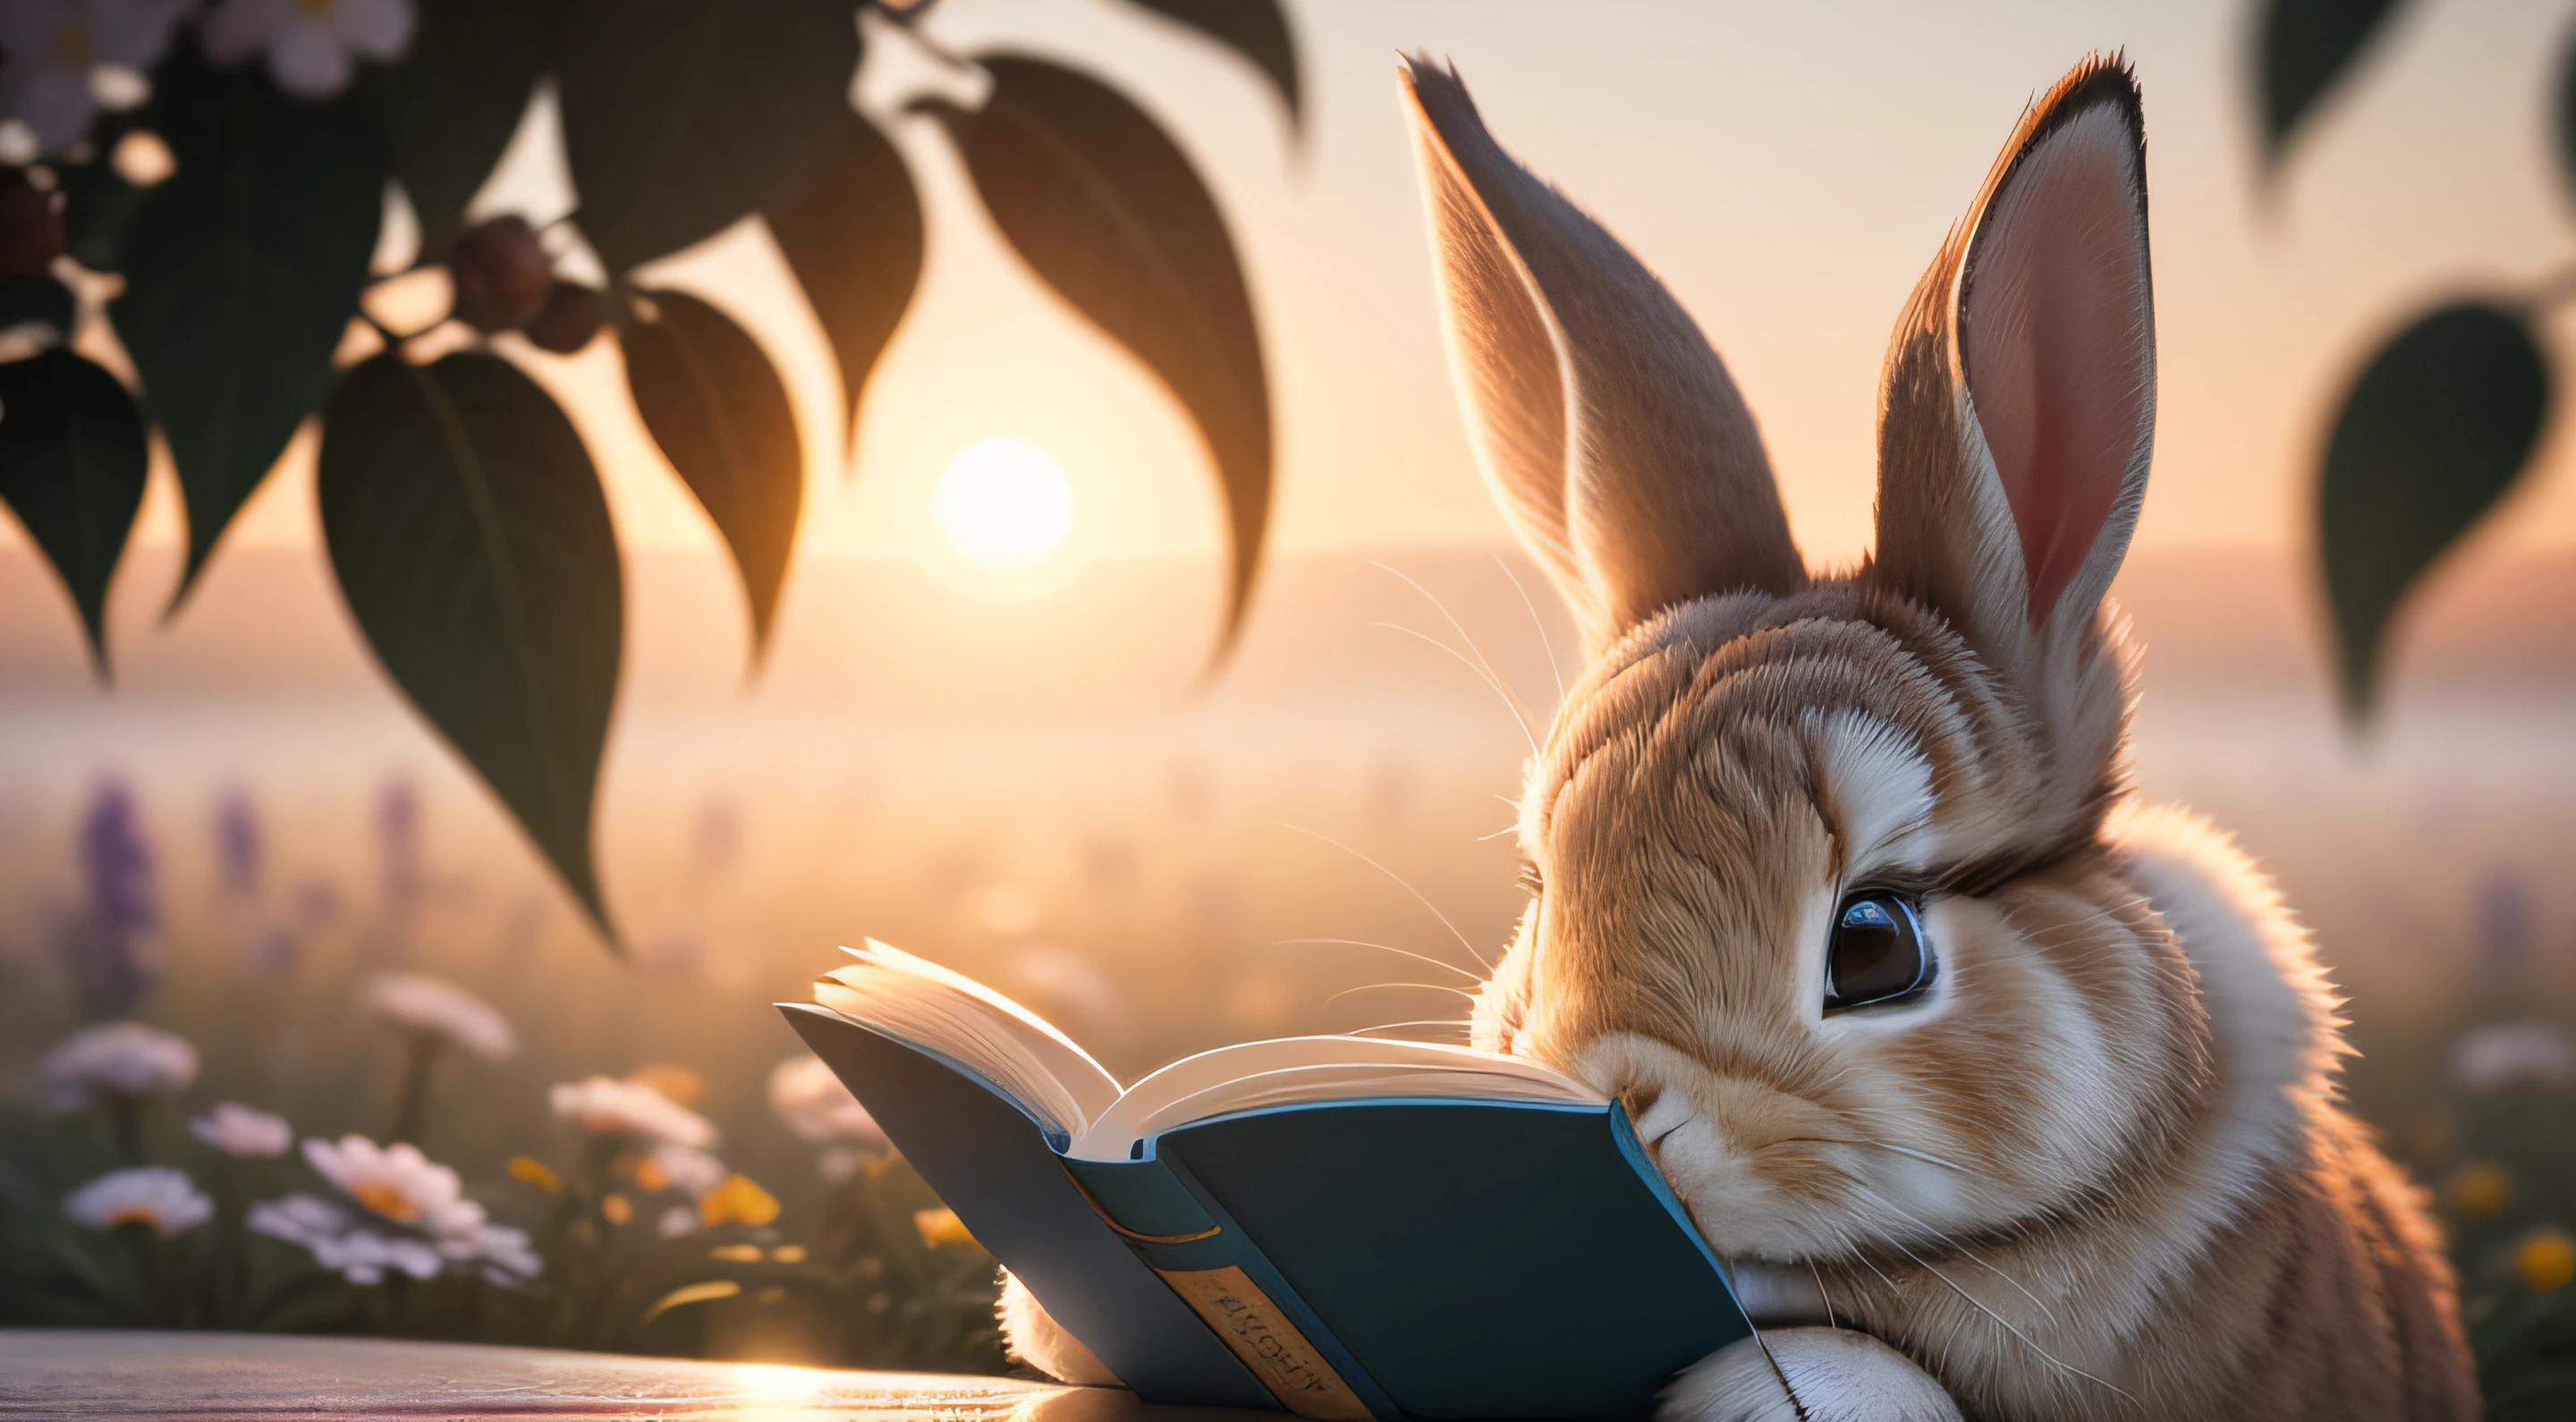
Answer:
[1826,893,1928,1009]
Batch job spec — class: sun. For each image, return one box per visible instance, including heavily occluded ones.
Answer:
[930,438,1076,572]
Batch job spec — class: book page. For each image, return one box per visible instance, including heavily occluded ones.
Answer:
[1070,1037,1603,1162]
[812,940,1123,1138]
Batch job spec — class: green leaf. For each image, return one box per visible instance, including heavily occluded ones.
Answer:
[369,0,559,258]
[2318,300,2547,722]
[1121,0,1301,133]
[55,156,144,275]
[622,289,803,660]
[764,109,921,463]
[557,0,860,275]
[0,350,148,676]
[111,45,386,609]
[318,351,623,943]
[922,56,1273,657]
[2255,0,2410,178]
[0,275,74,334]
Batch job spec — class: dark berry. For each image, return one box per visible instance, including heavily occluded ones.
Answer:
[0,169,65,279]
[449,216,555,332]
[523,281,606,354]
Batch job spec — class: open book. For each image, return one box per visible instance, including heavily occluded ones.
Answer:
[781,942,1750,1419]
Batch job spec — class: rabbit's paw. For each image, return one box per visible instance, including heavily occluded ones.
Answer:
[996,1268,1121,1385]
[1661,1328,1961,1422]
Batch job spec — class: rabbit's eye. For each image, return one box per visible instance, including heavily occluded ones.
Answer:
[1825,893,1931,1011]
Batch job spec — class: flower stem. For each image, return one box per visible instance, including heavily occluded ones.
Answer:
[388,1031,442,1147]
[106,1095,145,1166]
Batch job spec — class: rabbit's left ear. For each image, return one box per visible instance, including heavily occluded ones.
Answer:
[1873,59,2154,691]
[1402,56,1804,649]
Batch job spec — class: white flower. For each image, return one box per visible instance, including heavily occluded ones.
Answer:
[657,1204,699,1240]
[39,1020,198,1112]
[260,1135,541,1285]
[365,972,516,1062]
[0,0,195,155]
[301,1134,481,1235]
[201,0,411,100]
[649,1144,727,1198]
[767,1054,887,1147]
[549,1076,716,1148]
[188,1101,292,1157]
[64,1165,211,1236]
[250,1194,439,1284]
[2453,1022,2576,1093]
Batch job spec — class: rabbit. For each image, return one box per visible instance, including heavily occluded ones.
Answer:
[1406,50,2478,1422]
[1002,51,2481,1422]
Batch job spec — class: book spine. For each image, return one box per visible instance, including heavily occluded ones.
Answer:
[1060,1155,1395,1421]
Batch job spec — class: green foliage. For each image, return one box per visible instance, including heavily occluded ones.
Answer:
[622,290,806,659]
[0,0,1290,949]
[2472,1290,2576,1421]
[2318,303,2548,721]
[2253,0,2409,177]
[556,0,861,276]
[1123,0,1302,132]
[316,353,623,944]
[110,44,387,607]
[367,0,558,258]
[0,351,148,675]
[2258,2,2576,726]
[921,55,1274,655]
[0,273,74,333]
[765,110,923,465]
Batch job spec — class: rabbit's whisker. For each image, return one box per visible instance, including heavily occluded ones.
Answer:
[1845,1183,2061,1333]
[1267,821,1497,970]
[1323,982,1480,1008]
[1270,937,1484,983]
[1341,1019,1470,1037]
[1856,1193,2126,1402]
[1371,622,1538,758]
[1370,560,1544,753]
[1491,550,1565,707]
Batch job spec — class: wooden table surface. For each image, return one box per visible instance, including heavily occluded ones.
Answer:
[0,1332,1272,1420]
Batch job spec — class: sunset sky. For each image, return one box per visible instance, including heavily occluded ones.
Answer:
[53,0,2576,588]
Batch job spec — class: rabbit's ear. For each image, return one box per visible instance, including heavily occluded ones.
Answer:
[1872,58,2153,689]
[1402,57,1802,648]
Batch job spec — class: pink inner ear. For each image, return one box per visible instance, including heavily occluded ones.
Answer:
[1961,106,2149,625]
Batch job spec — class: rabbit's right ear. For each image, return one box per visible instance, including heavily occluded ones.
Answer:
[1402,57,1802,649]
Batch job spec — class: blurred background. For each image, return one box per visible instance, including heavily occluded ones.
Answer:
[4,0,2572,1389]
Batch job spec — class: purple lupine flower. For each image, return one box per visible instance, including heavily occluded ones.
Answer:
[377,774,423,955]
[59,779,162,1020]
[2475,867,2535,983]
[214,785,263,899]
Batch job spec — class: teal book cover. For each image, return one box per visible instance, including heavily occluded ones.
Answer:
[778,943,1751,1420]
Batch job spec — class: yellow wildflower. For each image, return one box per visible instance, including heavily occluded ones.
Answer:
[601,1192,632,1225]
[2519,1228,2575,1292]
[913,1206,974,1249]
[708,1243,763,1263]
[627,1064,704,1107]
[699,1173,779,1228]
[771,1244,808,1263]
[2447,1162,2510,1219]
[508,1155,560,1193]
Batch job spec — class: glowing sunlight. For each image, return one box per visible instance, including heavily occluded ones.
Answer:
[931,438,1076,573]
